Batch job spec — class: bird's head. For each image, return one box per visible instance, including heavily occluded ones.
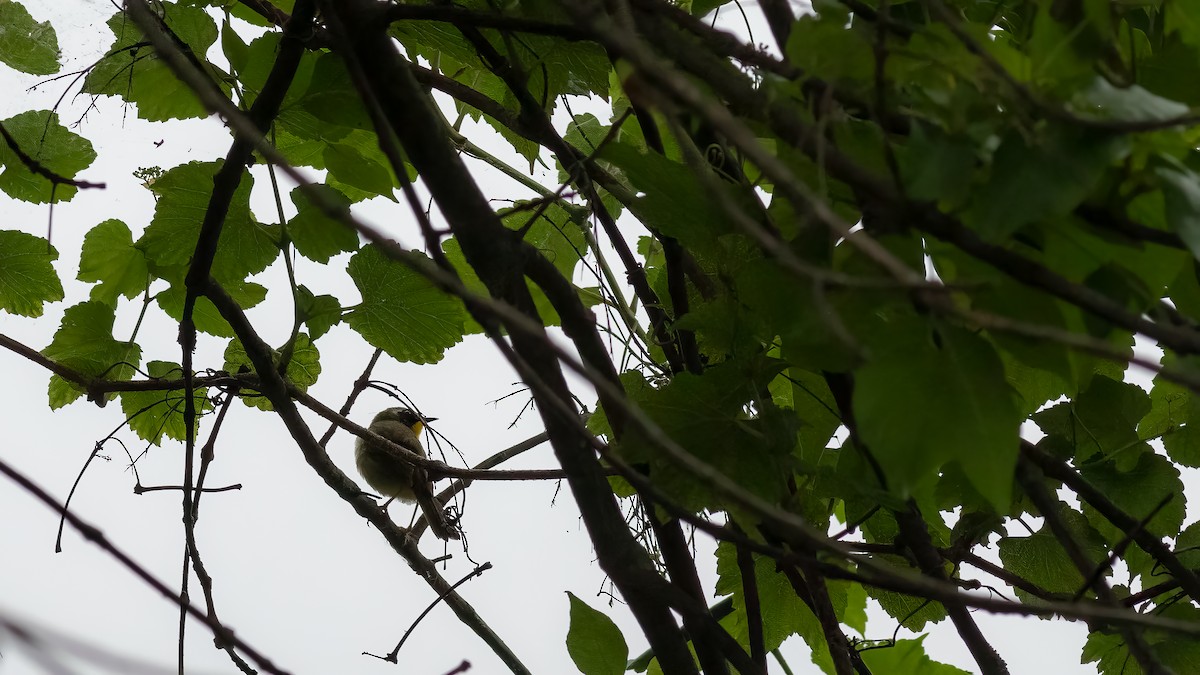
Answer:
[371,407,436,435]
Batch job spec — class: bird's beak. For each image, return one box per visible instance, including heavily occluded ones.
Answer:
[423,416,438,423]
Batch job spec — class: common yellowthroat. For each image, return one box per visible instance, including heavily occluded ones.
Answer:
[356,407,459,540]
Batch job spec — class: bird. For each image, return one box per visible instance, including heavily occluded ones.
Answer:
[356,407,459,540]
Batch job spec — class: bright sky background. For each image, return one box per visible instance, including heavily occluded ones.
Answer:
[0,2,1121,673]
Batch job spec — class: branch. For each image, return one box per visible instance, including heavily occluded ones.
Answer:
[318,349,382,448]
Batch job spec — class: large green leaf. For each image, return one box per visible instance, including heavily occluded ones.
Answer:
[0,230,63,316]
[78,219,149,305]
[82,4,227,121]
[852,322,1021,510]
[156,270,267,338]
[0,1,60,75]
[616,363,797,511]
[285,185,359,263]
[296,285,342,340]
[598,142,734,253]
[1140,369,1200,468]
[222,333,320,412]
[41,301,140,408]
[1084,605,1200,674]
[996,507,1107,601]
[441,200,588,334]
[136,161,278,285]
[966,125,1126,239]
[119,361,209,446]
[1033,375,1150,466]
[786,13,873,88]
[344,245,465,364]
[1155,163,1200,262]
[323,142,396,202]
[564,592,628,675]
[860,637,970,675]
[1080,451,1186,542]
[0,110,96,203]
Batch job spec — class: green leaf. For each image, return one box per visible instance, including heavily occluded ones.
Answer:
[997,508,1106,598]
[323,142,396,202]
[137,161,279,284]
[223,337,277,411]
[344,245,465,364]
[237,31,313,107]
[119,361,208,446]
[1155,163,1200,262]
[0,110,96,203]
[1071,78,1189,123]
[83,5,226,121]
[0,1,60,75]
[617,363,797,511]
[565,592,628,675]
[899,125,975,205]
[1033,375,1150,465]
[42,301,140,408]
[836,579,868,635]
[1140,370,1200,468]
[786,14,873,86]
[859,636,970,675]
[563,113,610,156]
[285,185,359,263]
[156,275,267,338]
[1080,451,1186,542]
[502,201,588,280]
[226,0,294,25]
[1137,36,1200,107]
[441,201,588,335]
[0,229,63,316]
[220,17,248,77]
[598,142,733,252]
[284,333,321,391]
[1166,2,1200,49]
[865,583,947,633]
[294,53,372,131]
[966,126,1125,239]
[1084,605,1200,674]
[78,219,149,305]
[853,322,1020,510]
[775,366,841,466]
[297,286,342,340]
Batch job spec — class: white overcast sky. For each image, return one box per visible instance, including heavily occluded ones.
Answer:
[0,1,1123,673]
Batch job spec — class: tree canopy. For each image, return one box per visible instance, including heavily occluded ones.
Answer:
[4,0,1200,673]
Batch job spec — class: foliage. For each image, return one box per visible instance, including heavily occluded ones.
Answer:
[4,0,1200,673]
